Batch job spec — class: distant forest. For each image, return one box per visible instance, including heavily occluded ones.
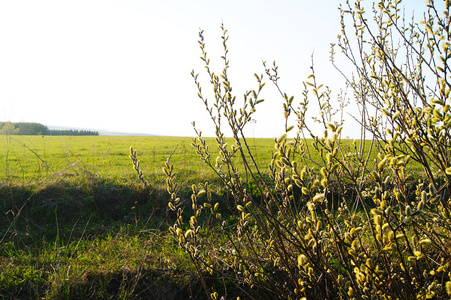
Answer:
[0,122,99,136]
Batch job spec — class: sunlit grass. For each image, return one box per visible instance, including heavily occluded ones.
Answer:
[0,226,196,299]
[1,135,406,184]
[0,135,427,298]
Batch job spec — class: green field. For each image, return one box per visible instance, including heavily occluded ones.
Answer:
[0,135,278,185]
[0,135,283,299]
[0,135,427,299]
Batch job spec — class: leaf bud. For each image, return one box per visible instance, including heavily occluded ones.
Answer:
[277,133,287,144]
[405,205,412,216]
[414,250,422,258]
[421,191,427,202]
[371,171,381,182]
[185,229,194,238]
[294,178,303,187]
[300,170,307,180]
[297,254,308,268]
[325,138,333,149]
[446,167,451,175]
[320,167,327,178]
[326,122,336,131]
[307,202,316,211]
[308,267,313,277]
[385,206,392,215]
[176,227,183,237]
[281,157,291,166]
[326,152,333,163]
[297,220,304,229]
[446,281,451,296]
[313,193,326,203]
[374,215,382,226]
[331,163,339,173]
[371,208,383,215]
[312,179,320,189]
[378,158,388,171]
[417,201,424,211]
[396,233,405,239]
[366,258,374,269]
[419,238,432,246]
[387,231,394,241]
[197,189,206,198]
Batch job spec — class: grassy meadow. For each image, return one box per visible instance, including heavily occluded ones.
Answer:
[1,135,278,185]
[0,134,427,299]
[0,134,281,299]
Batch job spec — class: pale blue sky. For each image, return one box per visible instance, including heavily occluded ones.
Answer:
[0,0,427,137]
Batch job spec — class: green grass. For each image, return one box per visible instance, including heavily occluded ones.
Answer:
[0,135,279,298]
[0,135,424,298]
[3,135,417,185]
[0,135,279,185]
[0,226,199,299]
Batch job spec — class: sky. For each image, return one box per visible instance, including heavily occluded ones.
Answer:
[0,0,427,138]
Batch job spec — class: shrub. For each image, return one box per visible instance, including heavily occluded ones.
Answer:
[135,1,451,299]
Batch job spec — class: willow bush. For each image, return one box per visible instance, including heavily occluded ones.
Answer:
[132,0,451,299]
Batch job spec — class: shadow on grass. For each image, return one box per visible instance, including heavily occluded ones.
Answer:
[0,177,163,246]
[0,266,210,300]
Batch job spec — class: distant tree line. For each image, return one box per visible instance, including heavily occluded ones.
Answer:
[47,129,99,136]
[0,122,99,136]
